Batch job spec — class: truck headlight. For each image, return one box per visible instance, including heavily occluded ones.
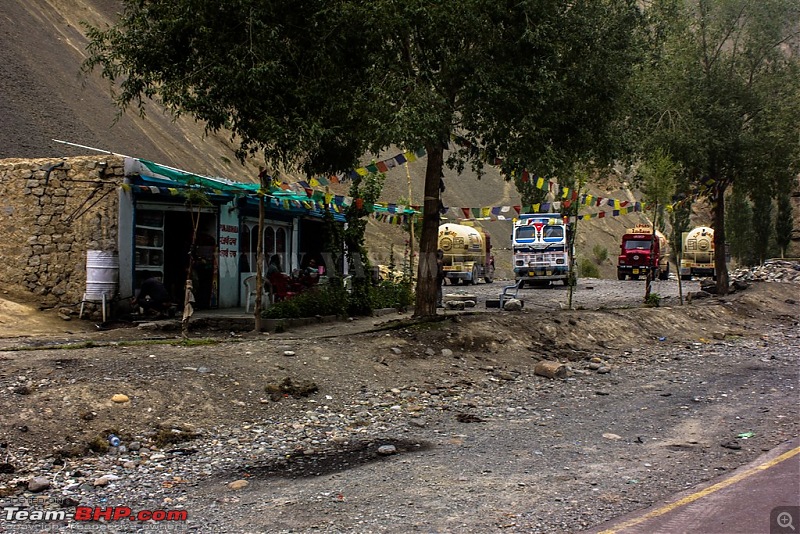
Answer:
[556,259,565,265]
[515,260,523,266]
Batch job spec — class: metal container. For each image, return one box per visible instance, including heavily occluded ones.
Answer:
[85,250,119,301]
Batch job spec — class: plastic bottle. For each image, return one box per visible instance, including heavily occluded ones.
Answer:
[108,434,121,447]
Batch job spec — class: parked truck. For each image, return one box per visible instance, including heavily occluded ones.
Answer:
[437,222,495,284]
[680,226,715,280]
[616,225,670,280]
[512,213,571,286]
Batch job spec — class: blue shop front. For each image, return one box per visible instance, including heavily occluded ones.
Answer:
[117,158,343,309]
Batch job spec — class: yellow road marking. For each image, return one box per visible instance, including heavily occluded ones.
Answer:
[598,445,800,534]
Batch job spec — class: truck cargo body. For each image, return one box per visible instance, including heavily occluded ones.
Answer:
[438,222,495,284]
[680,227,715,279]
[617,225,669,280]
[512,214,570,286]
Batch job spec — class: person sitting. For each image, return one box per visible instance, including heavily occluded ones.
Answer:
[267,254,283,277]
[131,277,172,318]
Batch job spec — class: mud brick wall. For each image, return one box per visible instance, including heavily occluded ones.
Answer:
[0,156,124,307]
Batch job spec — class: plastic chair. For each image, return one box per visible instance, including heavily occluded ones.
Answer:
[268,272,298,302]
[244,275,272,313]
[499,279,524,308]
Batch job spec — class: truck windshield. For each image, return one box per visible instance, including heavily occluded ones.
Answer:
[544,226,563,238]
[624,239,651,250]
[516,227,536,239]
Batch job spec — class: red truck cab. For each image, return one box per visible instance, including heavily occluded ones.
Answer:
[617,225,669,280]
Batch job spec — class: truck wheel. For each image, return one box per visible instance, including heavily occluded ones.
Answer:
[484,265,494,284]
[468,265,478,285]
[631,274,640,280]
[617,271,626,280]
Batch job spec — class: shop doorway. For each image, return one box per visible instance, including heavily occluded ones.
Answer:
[163,211,218,309]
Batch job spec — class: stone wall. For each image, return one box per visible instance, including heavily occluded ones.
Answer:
[0,156,124,308]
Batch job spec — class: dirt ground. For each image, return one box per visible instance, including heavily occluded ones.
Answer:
[0,281,798,532]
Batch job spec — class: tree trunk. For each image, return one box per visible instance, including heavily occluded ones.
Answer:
[414,141,445,318]
[713,181,729,295]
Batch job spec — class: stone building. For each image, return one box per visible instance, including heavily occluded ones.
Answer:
[0,155,341,317]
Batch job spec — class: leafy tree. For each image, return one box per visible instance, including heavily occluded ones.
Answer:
[725,186,754,265]
[629,0,800,294]
[637,148,679,298]
[775,186,795,258]
[84,0,644,317]
[669,172,693,304]
[750,186,775,264]
[342,171,385,316]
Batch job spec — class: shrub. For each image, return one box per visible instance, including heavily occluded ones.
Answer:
[370,279,415,310]
[578,257,600,278]
[592,245,608,264]
[263,282,348,319]
[645,292,662,307]
[263,277,414,319]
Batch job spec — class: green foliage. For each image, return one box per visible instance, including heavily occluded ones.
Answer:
[637,148,679,232]
[750,187,775,264]
[370,279,415,311]
[669,174,692,261]
[344,170,385,316]
[264,283,348,320]
[629,0,800,288]
[726,187,755,265]
[644,292,662,307]
[578,257,600,279]
[592,245,609,265]
[775,188,794,257]
[262,277,414,319]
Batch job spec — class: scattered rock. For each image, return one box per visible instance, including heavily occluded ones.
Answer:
[377,445,397,455]
[602,433,622,441]
[93,474,120,486]
[27,476,50,492]
[534,360,567,379]
[228,479,249,490]
[456,413,485,423]
[111,393,130,403]
[441,348,454,357]
[265,377,319,401]
[503,299,523,311]
[721,440,742,450]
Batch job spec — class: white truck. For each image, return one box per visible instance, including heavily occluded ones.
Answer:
[512,213,571,286]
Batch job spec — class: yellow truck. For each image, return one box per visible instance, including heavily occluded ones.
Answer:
[680,226,715,279]
[438,222,495,284]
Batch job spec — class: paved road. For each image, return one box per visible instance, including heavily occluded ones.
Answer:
[589,437,800,534]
